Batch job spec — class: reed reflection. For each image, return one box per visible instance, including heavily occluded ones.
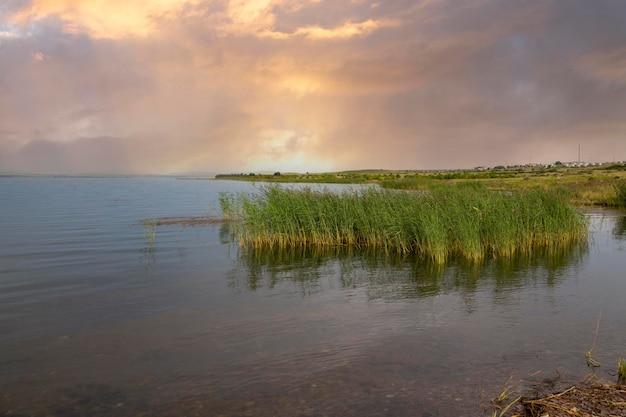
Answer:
[612,214,626,238]
[228,241,588,301]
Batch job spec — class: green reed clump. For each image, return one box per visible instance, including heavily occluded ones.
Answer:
[613,181,626,208]
[220,184,588,263]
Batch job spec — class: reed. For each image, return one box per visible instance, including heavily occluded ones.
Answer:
[141,219,158,248]
[220,184,588,264]
[614,181,626,208]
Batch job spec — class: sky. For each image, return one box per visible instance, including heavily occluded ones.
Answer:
[1,0,626,175]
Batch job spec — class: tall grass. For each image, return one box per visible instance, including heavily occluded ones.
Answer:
[220,184,588,264]
[613,181,626,208]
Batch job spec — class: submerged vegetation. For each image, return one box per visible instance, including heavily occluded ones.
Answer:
[220,183,588,264]
[141,219,158,248]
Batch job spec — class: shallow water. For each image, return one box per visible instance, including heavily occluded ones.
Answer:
[0,177,625,416]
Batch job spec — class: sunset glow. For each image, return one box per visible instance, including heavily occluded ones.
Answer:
[1,0,626,174]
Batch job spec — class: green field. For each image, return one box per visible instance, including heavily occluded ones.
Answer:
[215,163,626,208]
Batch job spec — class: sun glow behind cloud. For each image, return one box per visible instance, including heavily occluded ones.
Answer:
[244,129,333,173]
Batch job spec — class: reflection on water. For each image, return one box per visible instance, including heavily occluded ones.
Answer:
[229,242,588,302]
[613,214,626,237]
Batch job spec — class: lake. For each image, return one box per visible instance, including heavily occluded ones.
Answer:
[1,177,625,417]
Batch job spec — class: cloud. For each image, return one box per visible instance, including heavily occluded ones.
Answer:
[0,137,131,175]
[261,18,399,40]
[576,47,626,87]
[1,0,626,175]
[8,0,205,38]
[7,0,393,41]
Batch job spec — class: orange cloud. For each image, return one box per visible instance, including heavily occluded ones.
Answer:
[9,0,396,41]
[262,18,399,40]
[10,0,201,38]
[218,0,394,40]
[227,0,275,26]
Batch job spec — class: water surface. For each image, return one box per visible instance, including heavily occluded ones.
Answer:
[1,177,625,416]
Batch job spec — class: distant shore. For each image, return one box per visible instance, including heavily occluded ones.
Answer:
[215,163,626,207]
